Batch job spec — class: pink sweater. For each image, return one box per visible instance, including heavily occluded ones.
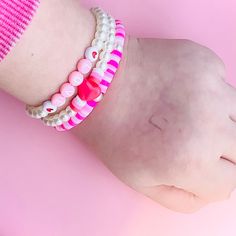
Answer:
[0,0,40,62]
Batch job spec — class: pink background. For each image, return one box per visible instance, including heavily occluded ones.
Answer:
[0,0,236,235]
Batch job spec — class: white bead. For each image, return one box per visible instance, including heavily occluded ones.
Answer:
[114,43,123,52]
[38,110,48,118]
[107,15,113,20]
[53,115,63,125]
[52,115,61,125]
[50,120,56,127]
[98,12,107,18]
[99,51,111,61]
[110,28,116,35]
[97,24,109,32]
[115,37,125,47]
[96,60,107,71]
[92,67,105,77]
[105,42,114,52]
[59,111,70,122]
[42,101,57,114]
[92,39,103,50]
[27,108,33,116]
[93,7,102,13]
[94,93,103,102]
[55,119,63,126]
[32,109,38,117]
[95,31,107,41]
[85,46,99,62]
[73,95,87,107]
[108,33,115,43]
[109,21,115,28]
[66,106,76,117]
[35,113,41,119]
[98,18,109,25]
[45,120,53,126]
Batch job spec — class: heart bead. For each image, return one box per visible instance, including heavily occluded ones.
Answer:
[78,78,101,101]
[42,101,57,114]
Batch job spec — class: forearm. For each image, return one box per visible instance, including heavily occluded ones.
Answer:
[0,0,131,155]
[0,0,95,105]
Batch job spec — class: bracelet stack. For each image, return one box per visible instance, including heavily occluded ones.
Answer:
[25,7,126,131]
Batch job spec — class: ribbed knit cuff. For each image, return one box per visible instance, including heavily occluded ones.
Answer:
[0,0,40,62]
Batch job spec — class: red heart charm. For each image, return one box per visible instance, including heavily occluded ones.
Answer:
[92,51,98,59]
[47,108,54,112]
[78,78,101,101]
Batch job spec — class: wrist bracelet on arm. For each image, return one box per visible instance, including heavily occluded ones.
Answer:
[25,7,126,131]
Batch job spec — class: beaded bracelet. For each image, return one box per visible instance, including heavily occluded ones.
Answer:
[25,7,126,131]
[41,11,117,126]
[26,7,115,119]
[55,19,126,131]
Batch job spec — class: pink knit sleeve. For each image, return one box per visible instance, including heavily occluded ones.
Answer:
[0,0,40,62]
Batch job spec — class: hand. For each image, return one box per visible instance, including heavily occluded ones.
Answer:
[75,38,236,213]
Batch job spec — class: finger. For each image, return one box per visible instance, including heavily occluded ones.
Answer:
[139,184,206,213]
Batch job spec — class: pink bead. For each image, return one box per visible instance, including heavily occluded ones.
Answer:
[60,83,75,98]
[51,93,66,107]
[68,71,84,86]
[77,59,92,74]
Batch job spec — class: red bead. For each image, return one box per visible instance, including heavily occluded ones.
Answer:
[78,79,101,101]
[87,75,100,85]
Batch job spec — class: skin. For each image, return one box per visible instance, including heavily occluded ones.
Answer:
[1,0,236,213]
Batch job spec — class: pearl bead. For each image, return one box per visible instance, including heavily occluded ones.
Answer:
[98,12,107,18]
[51,93,66,107]
[108,34,115,43]
[96,60,107,71]
[45,120,53,126]
[96,24,109,33]
[109,21,115,28]
[59,111,70,122]
[98,18,108,25]
[94,7,102,13]
[85,46,99,62]
[55,119,63,126]
[27,108,33,116]
[105,42,114,52]
[99,51,111,61]
[77,58,92,74]
[92,38,103,50]
[32,110,38,117]
[92,67,105,77]
[60,83,75,98]
[110,28,116,35]
[97,24,109,32]
[114,43,123,52]
[42,101,57,114]
[38,110,48,118]
[95,31,107,41]
[66,106,76,117]
[68,71,84,86]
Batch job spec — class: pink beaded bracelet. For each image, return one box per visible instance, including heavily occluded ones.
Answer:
[26,7,126,131]
[26,7,115,119]
[56,19,125,131]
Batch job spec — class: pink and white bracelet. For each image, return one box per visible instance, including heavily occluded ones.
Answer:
[55,19,125,131]
[25,7,126,131]
[26,7,115,119]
